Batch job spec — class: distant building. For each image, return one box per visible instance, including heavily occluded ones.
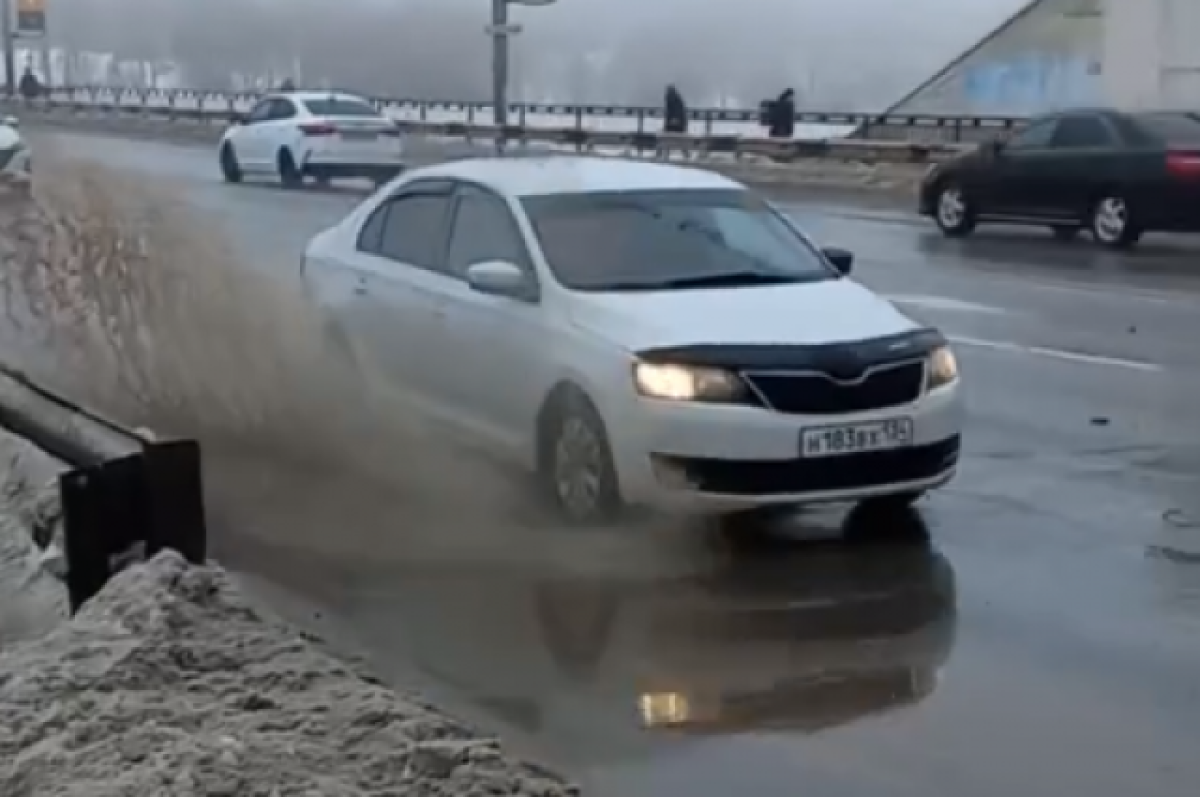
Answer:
[867,0,1199,122]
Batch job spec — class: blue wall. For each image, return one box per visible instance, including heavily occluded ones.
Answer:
[962,53,1101,114]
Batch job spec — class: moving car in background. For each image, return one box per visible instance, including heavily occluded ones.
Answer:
[0,115,31,196]
[919,108,1200,249]
[218,91,404,188]
[302,157,963,529]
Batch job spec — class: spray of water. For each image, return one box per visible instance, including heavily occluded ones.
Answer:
[0,150,705,579]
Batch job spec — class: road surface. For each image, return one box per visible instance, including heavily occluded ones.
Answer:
[24,131,1200,797]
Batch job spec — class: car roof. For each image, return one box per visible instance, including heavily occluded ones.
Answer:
[272,91,374,104]
[406,156,745,197]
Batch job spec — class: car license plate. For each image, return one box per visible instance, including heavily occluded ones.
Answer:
[800,418,913,458]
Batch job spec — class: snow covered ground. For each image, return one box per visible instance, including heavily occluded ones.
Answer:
[0,426,68,645]
[0,425,575,796]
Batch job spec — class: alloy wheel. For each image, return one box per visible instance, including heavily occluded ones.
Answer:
[1093,197,1127,244]
[552,416,605,521]
[937,187,966,228]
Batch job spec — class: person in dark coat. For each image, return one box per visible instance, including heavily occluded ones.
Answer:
[767,88,796,139]
[663,84,688,134]
[18,66,42,101]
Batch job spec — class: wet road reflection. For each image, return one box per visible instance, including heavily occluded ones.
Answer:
[230,506,955,775]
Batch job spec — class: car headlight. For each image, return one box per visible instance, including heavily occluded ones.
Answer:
[927,345,959,389]
[633,362,746,402]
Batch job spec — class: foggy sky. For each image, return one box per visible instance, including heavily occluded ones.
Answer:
[48,0,1028,109]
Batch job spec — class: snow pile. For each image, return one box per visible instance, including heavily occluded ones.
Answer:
[0,426,68,644]
[0,551,576,797]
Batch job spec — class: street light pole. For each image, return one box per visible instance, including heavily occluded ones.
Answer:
[488,0,555,139]
[490,0,508,129]
[1,0,15,97]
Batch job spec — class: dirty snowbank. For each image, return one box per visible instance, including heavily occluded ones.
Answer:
[0,424,68,643]
[0,551,576,796]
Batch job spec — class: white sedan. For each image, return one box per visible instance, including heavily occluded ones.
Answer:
[218,91,405,187]
[302,157,964,526]
[0,115,31,195]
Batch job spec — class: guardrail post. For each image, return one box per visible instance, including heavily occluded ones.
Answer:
[573,106,583,131]
[142,440,206,565]
[59,439,207,614]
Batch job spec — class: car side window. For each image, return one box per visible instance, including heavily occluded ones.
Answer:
[357,203,390,253]
[267,98,297,121]
[243,100,273,124]
[376,193,453,271]
[445,188,530,276]
[1050,116,1114,148]
[1007,120,1057,150]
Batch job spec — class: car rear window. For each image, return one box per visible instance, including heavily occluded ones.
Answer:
[1134,112,1200,145]
[301,97,380,117]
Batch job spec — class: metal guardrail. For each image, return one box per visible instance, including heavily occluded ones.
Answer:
[3,94,977,166]
[395,120,973,164]
[0,366,206,612]
[12,86,1027,143]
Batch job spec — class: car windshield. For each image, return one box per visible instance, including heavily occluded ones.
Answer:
[302,97,380,117]
[521,189,837,292]
[1135,112,1200,145]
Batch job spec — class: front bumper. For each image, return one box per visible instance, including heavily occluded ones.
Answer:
[609,382,963,513]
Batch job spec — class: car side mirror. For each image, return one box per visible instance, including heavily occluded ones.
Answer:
[822,247,853,275]
[465,260,533,300]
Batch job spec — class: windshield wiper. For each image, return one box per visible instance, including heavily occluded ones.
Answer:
[655,272,802,289]
[592,272,801,292]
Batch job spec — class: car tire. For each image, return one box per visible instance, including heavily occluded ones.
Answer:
[932,182,976,237]
[1051,225,1080,241]
[277,149,303,188]
[219,143,242,183]
[1089,193,1142,249]
[844,495,930,545]
[537,387,623,525]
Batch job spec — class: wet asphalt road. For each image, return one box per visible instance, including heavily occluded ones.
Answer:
[33,132,1200,796]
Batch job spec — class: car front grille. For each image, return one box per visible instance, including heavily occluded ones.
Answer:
[745,361,926,415]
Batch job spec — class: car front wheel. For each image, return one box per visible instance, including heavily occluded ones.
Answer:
[933,183,976,237]
[538,389,622,525]
[1090,194,1142,249]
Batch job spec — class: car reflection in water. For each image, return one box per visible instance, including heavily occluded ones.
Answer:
[382,506,957,766]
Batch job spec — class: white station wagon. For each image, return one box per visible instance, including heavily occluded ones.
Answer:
[302,157,964,526]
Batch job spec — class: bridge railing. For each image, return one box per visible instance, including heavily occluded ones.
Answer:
[19,86,1027,143]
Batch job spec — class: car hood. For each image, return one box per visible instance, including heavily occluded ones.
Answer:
[565,279,919,351]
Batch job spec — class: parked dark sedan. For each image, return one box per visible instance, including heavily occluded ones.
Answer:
[918,108,1200,249]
